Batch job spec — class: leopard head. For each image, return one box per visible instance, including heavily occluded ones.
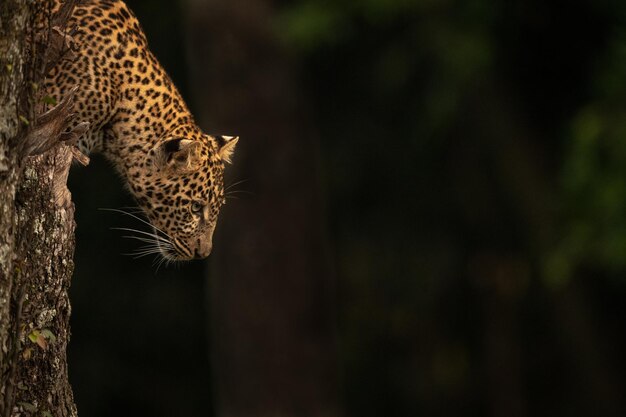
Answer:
[131,130,238,260]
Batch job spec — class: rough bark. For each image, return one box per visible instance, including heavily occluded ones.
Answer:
[0,1,28,373]
[184,1,342,416]
[0,1,81,416]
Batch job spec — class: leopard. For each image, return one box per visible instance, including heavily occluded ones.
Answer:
[43,0,239,261]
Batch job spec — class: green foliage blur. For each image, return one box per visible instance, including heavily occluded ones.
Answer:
[67,0,626,416]
[274,0,626,415]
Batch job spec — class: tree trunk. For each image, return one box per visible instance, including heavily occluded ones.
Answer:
[0,2,79,416]
[184,1,342,416]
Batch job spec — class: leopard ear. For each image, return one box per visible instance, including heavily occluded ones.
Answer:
[215,135,239,164]
[158,138,200,172]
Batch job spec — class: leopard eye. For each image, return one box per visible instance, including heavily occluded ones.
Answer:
[191,201,203,213]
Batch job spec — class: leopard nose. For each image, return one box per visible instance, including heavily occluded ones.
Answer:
[194,239,212,259]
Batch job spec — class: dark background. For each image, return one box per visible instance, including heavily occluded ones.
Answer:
[67,0,626,416]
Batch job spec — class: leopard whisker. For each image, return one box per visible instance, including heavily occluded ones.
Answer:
[225,189,254,197]
[121,235,168,246]
[112,227,171,245]
[122,244,161,255]
[116,205,144,214]
[101,208,177,243]
[108,218,176,265]
[225,178,249,192]
[119,232,173,247]
[123,249,159,258]
[154,254,171,274]
[123,239,171,254]
[129,246,174,258]
[128,239,176,258]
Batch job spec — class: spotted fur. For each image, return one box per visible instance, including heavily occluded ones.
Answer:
[44,0,238,260]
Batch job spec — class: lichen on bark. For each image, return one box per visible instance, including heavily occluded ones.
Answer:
[7,148,78,417]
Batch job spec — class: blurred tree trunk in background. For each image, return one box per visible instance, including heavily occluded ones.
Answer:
[184,1,341,416]
[0,2,79,416]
